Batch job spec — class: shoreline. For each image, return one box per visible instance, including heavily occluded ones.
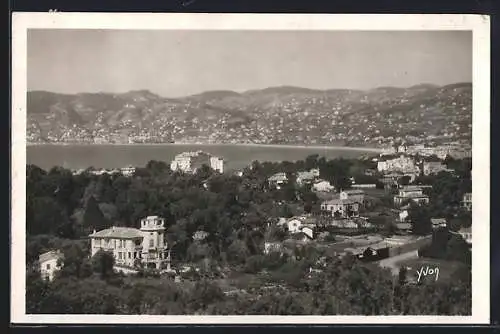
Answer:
[26,142,383,153]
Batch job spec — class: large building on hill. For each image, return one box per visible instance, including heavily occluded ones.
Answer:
[89,216,171,270]
[170,151,224,174]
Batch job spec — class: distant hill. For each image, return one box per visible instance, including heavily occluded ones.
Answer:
[26,83,472,147]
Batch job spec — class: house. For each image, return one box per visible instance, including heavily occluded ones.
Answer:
[396,223,412,233]
[422,161,450,176]
[268,172,288,188]
[300,226,314,239]
[399,210,409,222]
[357,243,390,262]
[120,166,136,177]
[462,192,472,211]
[340,189,365,204]
[170,151,224,174]
[312,180,335,192]
[352,183,377,189]
[430,218,447,229]
[285,217,303,233]
[264,241,284,255]
[291,231,314,243]
[458,227,472,244]
[39,250,64,281]
[394,186,429,206]
[193,230,209,241]
[296,170,317,186]
[377,155,418,174]
[89,215,171,271]
[321,199,360,218]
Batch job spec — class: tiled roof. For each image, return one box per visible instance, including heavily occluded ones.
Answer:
[297,171,315,179]
[343,189,365,195]
[396,193,428,199]
[401,186,423,191]
[39,250,64,263]
[322,198,359,205]
[89,226,144,239]
[268,173,287,181]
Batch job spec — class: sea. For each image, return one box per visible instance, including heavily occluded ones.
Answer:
[26,144,382,172]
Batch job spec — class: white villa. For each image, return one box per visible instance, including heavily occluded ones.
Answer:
[377,155,419,174]
[296,169,320,186]
[312,180,335,192]
[39,250,64,281]
[89,216,171,270]
[170,151,224,174]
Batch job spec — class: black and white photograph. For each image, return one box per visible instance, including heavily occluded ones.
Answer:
[11,13,490,324]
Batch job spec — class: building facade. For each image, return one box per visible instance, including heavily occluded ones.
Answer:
[462,192,472,211]
[170,151,224,174]
[39,250,64,281]
[321,198,360,218]
[377,155,418,174]
[312,180,335,192]
[422,161,450,176]
[394,186,430,206]
[268,172,288,188]
[89,216,170,270]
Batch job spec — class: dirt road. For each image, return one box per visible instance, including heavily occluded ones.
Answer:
[377,250,419,276]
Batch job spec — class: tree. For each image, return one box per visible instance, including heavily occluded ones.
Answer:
[398,266,408,286]
[83,196,108,233]
[399,175,411,186]
[408,204,432,236]
[91,250,116,279]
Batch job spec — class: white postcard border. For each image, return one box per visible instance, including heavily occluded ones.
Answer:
[11,13,490,324]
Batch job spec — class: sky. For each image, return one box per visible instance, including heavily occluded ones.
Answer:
[27,30,472,98]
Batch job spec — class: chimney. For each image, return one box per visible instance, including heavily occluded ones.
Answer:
[93,229,96,234]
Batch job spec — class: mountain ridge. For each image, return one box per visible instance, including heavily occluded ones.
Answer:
[27,82,472,147]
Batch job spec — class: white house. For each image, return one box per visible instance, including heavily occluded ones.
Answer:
[120,166,136,177]
[89,216,171,270]
[296,170,319,186]
[321,199,360,218]
[377,155,418,174]
[264,241,284,255]
[340,189,365,203]
[458,227,472,244]
[170,151,224,174]
[394,186,429,206]
[430,218,447,229]
[285,218,303,233]
[422,161,449,176]
[39,250,64,281]
[312,180,335,192]
[399,210,409,222]
[268,172,288,188]
[300,226,314,239]
[462,192,472,211]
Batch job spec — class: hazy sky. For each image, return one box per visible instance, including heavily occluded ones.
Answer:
[27,30,472,97]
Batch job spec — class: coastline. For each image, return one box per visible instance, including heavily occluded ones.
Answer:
[26,142,383,153]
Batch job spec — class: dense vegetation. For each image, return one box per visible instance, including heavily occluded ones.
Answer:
[26,155,472,315]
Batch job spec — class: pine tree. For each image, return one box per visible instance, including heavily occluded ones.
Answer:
[84,196,108,232]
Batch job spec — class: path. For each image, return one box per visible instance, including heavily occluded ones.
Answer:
[377,250,419,276]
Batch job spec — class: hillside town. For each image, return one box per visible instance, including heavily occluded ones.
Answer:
[27,83,472,149]
[31,143,472,316]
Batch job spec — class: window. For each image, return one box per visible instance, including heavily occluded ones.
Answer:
[149,239,154,248]
[46,264,51,270]
[128,252,131,259]
[118,252,122,260]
